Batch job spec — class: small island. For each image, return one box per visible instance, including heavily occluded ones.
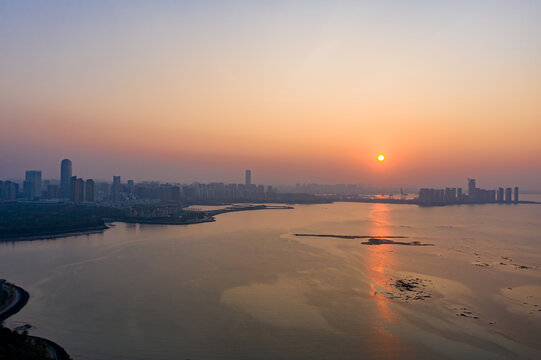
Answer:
[294,233,433,246]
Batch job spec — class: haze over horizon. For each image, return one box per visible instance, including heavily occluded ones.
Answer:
[1,1,540,189]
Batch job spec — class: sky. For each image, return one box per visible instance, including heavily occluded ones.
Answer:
[1,0,540,190]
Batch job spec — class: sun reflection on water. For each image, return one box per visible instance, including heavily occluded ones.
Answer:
[365,203,405,357]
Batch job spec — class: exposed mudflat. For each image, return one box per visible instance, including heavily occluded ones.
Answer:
[294,233,433,246]
[361,238,434,246]
[294,233,409,239]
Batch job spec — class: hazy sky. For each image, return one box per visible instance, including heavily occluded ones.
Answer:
[1,1,540,189]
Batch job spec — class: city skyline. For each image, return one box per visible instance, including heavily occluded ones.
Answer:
[0,157,533,194]
[2,3,541,359]
[1,1,540,189]
[0,158,527,204]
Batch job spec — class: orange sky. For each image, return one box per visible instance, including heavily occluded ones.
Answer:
[1,1,540,189]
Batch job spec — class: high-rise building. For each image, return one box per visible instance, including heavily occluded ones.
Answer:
[113,176,121,193]
[96,182,109,202]
[127,180,135,194]
[505,187,512,203]
[7,181,18,200]
[112,176,122,201]
[245,169,251,187]
[497,187,504,203]
[24,170,42,200]
[85,179,95,202]
[514,187,519,203]
[47,184,60,199]
[488,190,496,203]
[444,187,457,203]
[70,176,76,202]
[76,178,84,204]
[467,178,476,199]
[0,181,18,201]
[70,176,85,204]
[60,159,72,199]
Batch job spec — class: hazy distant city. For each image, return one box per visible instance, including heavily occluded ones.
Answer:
[2,1,541,359]
[0,158,526,208]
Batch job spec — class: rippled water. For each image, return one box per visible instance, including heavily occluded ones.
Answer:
[1,201,540,359]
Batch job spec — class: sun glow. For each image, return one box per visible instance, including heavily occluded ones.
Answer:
[377,154,385,162]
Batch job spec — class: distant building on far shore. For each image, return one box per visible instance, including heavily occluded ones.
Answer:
[70,176,85,204]
[24,170,42,200]
[468,178,476,197]
[497,187,504,203]
[0,181,18,201]
[505,187,512,203]
[418,178,519,206]
[245,169,251,187]
[47,184,60,199]
[85,179,95,202]
[60,159,72,199]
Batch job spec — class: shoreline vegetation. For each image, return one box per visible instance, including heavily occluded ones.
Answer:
[0,203,293,242]
[0,198,538,242]
[0,281,71,360]
[0,203,122,242]
[0,225,109,242]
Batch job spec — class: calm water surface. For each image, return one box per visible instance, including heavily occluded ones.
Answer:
[1,202,540,359]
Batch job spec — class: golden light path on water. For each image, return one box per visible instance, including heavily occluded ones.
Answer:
[365,203,404,357]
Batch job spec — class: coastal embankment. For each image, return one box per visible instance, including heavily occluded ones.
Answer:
[0,283,29,323]
[0,281,71,360]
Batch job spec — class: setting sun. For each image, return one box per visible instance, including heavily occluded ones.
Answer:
[377,154,385,162]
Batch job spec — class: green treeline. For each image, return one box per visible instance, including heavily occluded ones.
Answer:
[0,203,124,239]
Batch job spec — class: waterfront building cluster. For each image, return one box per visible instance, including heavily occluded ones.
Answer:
[1,160,527,208]
[418,178,519,205]
[5,159,97,204]
[0,181,19,201]
[0,161,282,205]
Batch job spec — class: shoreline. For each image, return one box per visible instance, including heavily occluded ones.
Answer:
[1,204,293,242]
[0,225,109,242]
[2,200,538,243]
[331,198,541,206]
[119,217,216,225]
[0,284,29,323]
[29,335,71,360]
[0,283,71,360]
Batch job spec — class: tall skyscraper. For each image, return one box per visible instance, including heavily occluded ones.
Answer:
[127,180,135,194]
[70,176,84,204]
[245,169,251,186]
[85,179,95,202]
[0,181,18,201]
[70,176,77,203]
[60,159,72,199]
[113,176,121,192]
[24,170,42,200]
[112,176,122,201]
[514,187,519,203]
[505,187,512,203]
[497,187,504,203]
[467,178,476,196]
